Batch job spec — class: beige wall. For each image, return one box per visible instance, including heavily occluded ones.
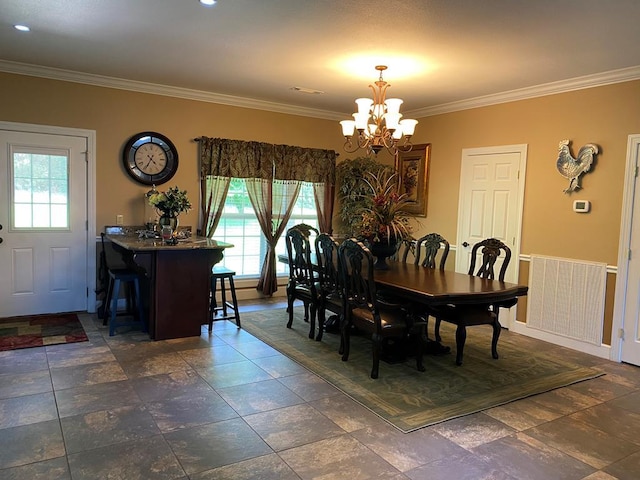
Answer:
[2,71,639,345]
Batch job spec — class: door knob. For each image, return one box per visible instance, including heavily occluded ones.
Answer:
[462,241,469,247]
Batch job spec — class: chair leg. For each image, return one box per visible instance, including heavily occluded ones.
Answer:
[340,314,351,360]
[308,303,317,339]
[371,333,382,379]
[316,305,325,341]
[415,328,427,373]
[455,324,467,366]
[102,277,114,325]
[435,317,442,343]
[286,293,295,329]
[133,278,147,333]
[109,278,121,336]
[491,318,501,359]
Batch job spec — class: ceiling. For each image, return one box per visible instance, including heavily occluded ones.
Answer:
[1,0,640,120]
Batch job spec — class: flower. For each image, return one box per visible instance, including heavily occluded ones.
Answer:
[148,186,192,217]
[356,169,412,243]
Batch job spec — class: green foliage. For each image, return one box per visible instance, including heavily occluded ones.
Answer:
[148,186,192,217]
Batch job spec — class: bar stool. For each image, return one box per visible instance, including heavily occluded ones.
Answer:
[209,265,241,330]
[100,233,146,336]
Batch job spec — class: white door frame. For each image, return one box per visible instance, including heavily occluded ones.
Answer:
[0,121,97,314]
[456,144,528,328]
[611,134,640,362]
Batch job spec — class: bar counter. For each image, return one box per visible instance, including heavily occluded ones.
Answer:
[107,233,233,340]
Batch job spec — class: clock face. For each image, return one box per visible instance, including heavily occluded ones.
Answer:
[123,132,178,185]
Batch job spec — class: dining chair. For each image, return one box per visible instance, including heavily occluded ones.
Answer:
[338,238,427,379]
[432,237,512,365]
[285,226,319,339]
[313,233,343,341]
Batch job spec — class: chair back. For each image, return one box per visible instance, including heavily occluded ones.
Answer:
[468,238,511,281]
[338,238,378,313]
[415,233,450,269]
[285,227,316,291]
[315,233,341,296]
[392,237,416,263]
[288,223,319,239]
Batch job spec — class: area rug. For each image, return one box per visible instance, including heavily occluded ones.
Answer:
[0,313,88,351]
[242,308,604,432]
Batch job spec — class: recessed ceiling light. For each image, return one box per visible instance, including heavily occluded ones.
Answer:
[14,25,30,32]
[200,0,216,5]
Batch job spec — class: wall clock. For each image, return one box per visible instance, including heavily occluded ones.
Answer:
[122,131,179,185]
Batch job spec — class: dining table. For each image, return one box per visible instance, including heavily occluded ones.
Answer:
[373,260,528,307]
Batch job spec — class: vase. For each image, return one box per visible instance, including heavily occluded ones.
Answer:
[369,238,398,270]
[158,215,179,231]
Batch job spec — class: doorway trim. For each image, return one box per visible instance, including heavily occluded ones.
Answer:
[611,134,640,362]
[0,121,97,313]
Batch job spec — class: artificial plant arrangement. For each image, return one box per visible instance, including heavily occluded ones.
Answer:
[148,186,192,218]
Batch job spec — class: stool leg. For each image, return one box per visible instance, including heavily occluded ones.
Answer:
[220,277,228,317]
[103,277,114,325]
[209,276,216,332]
[109,278,121,336]
[228,276,241,328]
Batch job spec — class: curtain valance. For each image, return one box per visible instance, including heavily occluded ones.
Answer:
[199,137,336,184]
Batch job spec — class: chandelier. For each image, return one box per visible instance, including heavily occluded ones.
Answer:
[340,65,418,156]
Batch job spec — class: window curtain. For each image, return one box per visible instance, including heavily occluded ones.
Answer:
[198,137,337,295]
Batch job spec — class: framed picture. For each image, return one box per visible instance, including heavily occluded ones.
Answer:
[395,143,431,217]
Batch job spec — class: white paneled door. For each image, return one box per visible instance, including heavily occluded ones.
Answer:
[0,129,88,317]
[456,144,527,328]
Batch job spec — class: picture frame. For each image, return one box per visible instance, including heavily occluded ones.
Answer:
[395,143,431,217]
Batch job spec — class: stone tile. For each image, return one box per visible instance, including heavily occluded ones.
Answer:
[0,420,65,469]
[0,392,58,429]
[0,348,48,374]
[130,369,214,402]
[45,345,116,368]
[568,374,638,402]
[232,339,280,359]
[164,418,272,475]
[527,386,603,416]
[60,404,161,454]
[108,340,175,362]
[118,352,192,378]
[472,432,596,480]
[244,403,345,451]
[568,403,640,446]
[581,472,620,480]
[352,421,469,472]
[277,371,341,401]
[0,370,52,399]
[162,334,225,351]
[406,451,516,480]
[50,361,128,390]
[67,435,185,480]
[310,393,388,432]
[484,396,564,430]
[146,389,238,432]
[251,353,308,378]
[525,415,640,469]
[606,390,640,414]
[216,379,305,416]
[603,450,640,479]
[178,345,247,369]
[278,434,404,479]
[197,360,274,389]
[191,453,299,480]
[213,327,261,346]
[0,456,71,480]
[430,412,516,449]
[54,379,141,418]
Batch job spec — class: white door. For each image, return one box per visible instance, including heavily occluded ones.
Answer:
[455,144,527,328]
[0,129,88,317]
[614,135,640,366]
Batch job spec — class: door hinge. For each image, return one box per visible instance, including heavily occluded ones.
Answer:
[619,328,625,339]
[629,249,632,261]
[635,165,639,178]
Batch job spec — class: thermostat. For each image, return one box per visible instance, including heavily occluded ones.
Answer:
[573,200,590,213]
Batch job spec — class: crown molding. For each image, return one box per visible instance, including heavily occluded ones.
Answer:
[1,59,639,121]
[0,60,341,121]
[406,65,640,118]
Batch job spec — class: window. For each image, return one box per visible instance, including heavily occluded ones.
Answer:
[213,179,318,277]
[12,150,69,229]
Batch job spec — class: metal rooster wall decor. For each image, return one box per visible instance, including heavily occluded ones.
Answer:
[556,139,599,193]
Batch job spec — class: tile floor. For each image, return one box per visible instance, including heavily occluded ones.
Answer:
[1,300,639,479]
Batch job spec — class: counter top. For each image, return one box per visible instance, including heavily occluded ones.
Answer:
[107,234,233,252]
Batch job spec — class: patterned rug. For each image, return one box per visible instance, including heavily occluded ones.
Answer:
[242,308,604,432]
[0,313,88,351]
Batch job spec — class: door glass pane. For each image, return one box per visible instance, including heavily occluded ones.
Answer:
[12,150,70,229]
